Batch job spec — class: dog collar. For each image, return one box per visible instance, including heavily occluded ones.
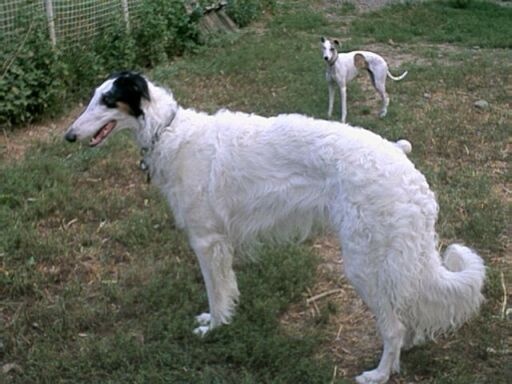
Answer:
[139,109,177,183]
[328,51,339,66]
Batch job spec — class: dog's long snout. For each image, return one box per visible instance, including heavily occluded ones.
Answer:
[64,130,77,142]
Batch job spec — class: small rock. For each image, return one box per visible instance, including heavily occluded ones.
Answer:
[474,100,489,110]
[423,92,432,100]
[2,363,23,375]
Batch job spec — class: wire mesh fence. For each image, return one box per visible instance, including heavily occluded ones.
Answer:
[0,1,43,37]
[0,0,143,49]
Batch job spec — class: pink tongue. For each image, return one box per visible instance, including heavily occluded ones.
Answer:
[90,121,115,146]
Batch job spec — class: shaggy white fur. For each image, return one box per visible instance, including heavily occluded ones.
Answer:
[65,72,485,384]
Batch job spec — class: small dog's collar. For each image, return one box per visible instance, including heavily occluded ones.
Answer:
[328,51,339,66]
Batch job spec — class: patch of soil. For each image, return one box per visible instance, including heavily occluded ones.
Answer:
[0,106,83,162]
[280,234,385,381]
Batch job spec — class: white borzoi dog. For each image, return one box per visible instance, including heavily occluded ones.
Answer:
[321,37,408,123]
[64,71,484,384]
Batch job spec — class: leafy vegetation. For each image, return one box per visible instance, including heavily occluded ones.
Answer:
[0,14,65,127]
[0,0,273,128]
[1,1,510,383]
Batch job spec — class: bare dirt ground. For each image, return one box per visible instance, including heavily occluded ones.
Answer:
[281,235,385,381]
[1,106,82,162]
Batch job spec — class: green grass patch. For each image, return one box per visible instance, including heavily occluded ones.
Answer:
[0,138,334,383]
[351,0,512,48]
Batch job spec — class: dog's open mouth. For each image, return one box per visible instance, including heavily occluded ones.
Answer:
[89,120,116,147]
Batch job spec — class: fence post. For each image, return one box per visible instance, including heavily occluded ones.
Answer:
[44,0,57,47]
[121,0,130,31]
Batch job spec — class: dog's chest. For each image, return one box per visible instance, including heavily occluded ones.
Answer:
[325,66,340,84]
[326,58,359,85]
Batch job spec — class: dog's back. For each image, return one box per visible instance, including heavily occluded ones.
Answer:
[160,110,425,248]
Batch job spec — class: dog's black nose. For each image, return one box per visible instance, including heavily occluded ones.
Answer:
[65,131,77,142]
[324,56,328,61]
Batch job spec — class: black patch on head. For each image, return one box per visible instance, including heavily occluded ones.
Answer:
[101,71,150,117]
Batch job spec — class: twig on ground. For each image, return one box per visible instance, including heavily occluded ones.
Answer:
[306,287,321,316]
[330,365,338,384]
[306,288,343,305]
[500,271,507,320]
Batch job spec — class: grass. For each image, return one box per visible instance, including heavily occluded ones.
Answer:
[351,0,512,48]
[1,1,511,383]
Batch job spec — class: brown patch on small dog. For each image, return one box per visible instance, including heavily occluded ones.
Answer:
[116,101,133,115]
[354,53,368,69]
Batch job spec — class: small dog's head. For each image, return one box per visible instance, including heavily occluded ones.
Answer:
[320,37,340,64]
[64,71,150,147]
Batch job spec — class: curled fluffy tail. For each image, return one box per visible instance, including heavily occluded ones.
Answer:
[394,139,412,154]
[387,70,408,81]
[408,244,485,345]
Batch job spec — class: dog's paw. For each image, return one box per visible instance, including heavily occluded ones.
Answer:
[193,325,211,337]
[194,313,213,337]
[355,369,389,384]
[195,312,212,326]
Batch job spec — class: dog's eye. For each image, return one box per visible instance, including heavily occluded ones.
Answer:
[330,48,335,51]
[101,93,117,108]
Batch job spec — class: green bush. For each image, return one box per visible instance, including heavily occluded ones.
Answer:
[0,0,272,128]
[59,18,139,100]
[226,0,276,27]
[0,1,199,128]
[0,14,65,127]
[132,0,199,68]
[451,0,472,8]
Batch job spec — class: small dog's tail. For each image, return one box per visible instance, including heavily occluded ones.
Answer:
[408,244,485,345]
[394,139,412,154]
[387,70,408,81]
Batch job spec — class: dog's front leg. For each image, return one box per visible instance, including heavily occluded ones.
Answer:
[340,85,347,123]
[327,82,335,118]
[189,233,239,336]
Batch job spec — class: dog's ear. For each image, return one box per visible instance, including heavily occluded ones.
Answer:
[333,39,340,47]
[320,36,325,43]
[132,74,150,101]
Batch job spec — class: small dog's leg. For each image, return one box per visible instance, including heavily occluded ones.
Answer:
[340,85,347,123]
[328,83,335,118]
[373,71,389,118]
[378,90,389,118]
[190,233,239,335]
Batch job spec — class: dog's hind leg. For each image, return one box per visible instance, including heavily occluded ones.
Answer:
[356,306,406,384]
[372,70,390,118]
[190,233,239,336]
[340,237,405,383]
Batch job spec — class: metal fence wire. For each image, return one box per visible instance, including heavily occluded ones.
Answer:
[0,0,143,48]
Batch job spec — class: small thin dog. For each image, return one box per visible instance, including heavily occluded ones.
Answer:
[64,72,484,384]
[321,37,408,123]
